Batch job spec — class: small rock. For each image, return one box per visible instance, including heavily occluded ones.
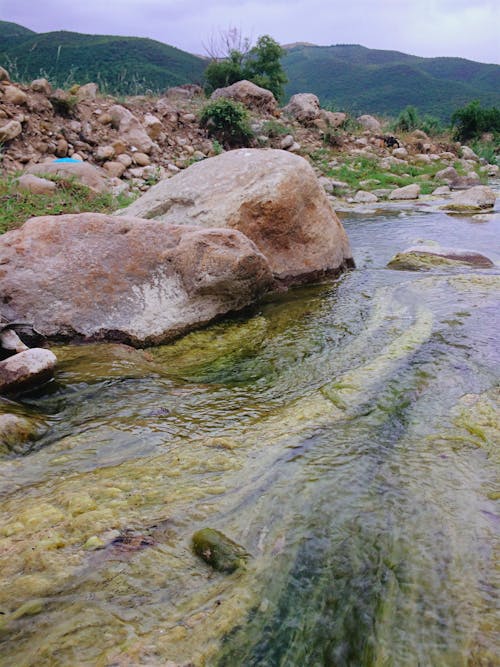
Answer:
[461,146,478,161]
[389,184,421,200]
[0,348,57,395]
[55,139,68,158]
[0,66,10,81]
[15,174,57,195]
[432,185,451,196]
[133,152,151,166]
[96,145,116,161]
[3,85,28,106]
[280,134,294,150]
[0,119,22,142]
[354,190,378,203]
[103,161,126,178]
[30,78,52,95]
[357,114,381,132]
[392,147,408,158]
[192,527,249,573]
[76,82,98,101]
[0,413,41,450]
[116,153,133,168]
[435,166,458,182]
[143,113,163,140]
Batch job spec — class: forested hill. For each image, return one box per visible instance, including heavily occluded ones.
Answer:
[0,21,207,94]
[1,22,499,120]
[282,44,500,120]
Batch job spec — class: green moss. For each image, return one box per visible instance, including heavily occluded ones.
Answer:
[192,528,249,573]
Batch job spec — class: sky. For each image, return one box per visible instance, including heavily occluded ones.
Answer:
[2,0,499,64]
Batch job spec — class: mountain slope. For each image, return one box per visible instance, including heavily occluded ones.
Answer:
[1,23,498,120]
[0,23,206,94]
[282,44,500,119]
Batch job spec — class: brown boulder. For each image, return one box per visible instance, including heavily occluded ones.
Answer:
[30,78,52,95]
[0,213,274,346]
[2,85,28,106]
[211,80,278,114]
[109,105,153,153]
[117,148,354,285]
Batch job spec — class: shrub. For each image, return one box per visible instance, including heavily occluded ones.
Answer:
[199,98,254,148]
[451,100,500,142]
[393,105,420,132]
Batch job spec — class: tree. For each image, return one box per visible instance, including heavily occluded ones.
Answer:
[245,35,288,100]
[204,31,287,101]
[451,100,500,142]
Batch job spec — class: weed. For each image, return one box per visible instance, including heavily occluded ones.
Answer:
[199,98,254,148]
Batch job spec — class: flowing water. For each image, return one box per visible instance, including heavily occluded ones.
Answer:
[0,194,499,666]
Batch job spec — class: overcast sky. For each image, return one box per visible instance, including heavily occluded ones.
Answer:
[2,0,499,64]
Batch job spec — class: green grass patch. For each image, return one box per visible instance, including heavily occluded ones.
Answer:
[0,175,135,234]
[309,151,483,195]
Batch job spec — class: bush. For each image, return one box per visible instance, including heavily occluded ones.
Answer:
[393,105,419,132]
[199,98,254,148]
[451,100,500,142]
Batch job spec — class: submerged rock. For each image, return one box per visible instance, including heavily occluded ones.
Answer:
[192,528,249,573]
[0,413,44,453]
[117,149,354,285]
[387,246,495,271]
[0,213,274,346]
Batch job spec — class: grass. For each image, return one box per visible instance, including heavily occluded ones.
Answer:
[308,151,485,196]
[0,175,135,234]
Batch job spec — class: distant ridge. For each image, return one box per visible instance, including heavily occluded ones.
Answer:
[1,22,499,119]
[282,43,500,119]
[0,21,206,94]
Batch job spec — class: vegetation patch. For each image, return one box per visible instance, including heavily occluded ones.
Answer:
[0,175,134,234]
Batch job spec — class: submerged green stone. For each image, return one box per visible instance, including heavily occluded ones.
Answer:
[192,528,249,573]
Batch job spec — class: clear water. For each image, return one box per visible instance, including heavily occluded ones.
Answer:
[0,196,499,666]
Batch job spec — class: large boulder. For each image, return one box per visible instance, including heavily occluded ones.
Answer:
[443,185,496,212]
[0,213,274,346]
[116,149,354,284]
[211,80,278,115]
[282,93,321,124]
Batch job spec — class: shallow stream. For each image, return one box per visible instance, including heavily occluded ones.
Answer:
[1,193,499,666]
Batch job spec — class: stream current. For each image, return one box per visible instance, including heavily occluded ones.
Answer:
[0,193,499,666]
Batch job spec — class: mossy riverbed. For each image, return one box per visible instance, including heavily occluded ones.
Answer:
[0,203,499,666]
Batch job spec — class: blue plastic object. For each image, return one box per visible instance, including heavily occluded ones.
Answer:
[53,158,81,163]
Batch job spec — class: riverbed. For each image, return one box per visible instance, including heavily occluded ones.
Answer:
[1,192,499,666]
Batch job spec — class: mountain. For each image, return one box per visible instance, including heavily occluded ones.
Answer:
[1,22,499,120]
[282,44,500,120]
[0,21,206,94]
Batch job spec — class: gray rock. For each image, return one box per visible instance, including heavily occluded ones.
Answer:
[354,190,378,203]
[26,160,110,193]
[282,93,321,124]
[388,184,421,200]
[443,185,496,211]
[357,114,381,132]
[0,348,57,394]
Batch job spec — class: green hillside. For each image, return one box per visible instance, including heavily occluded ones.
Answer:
[1,23,498,120]
[0,22,206,94]
[283,44,500,120]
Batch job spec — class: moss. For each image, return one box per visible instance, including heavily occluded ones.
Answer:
[192,528,249,573]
